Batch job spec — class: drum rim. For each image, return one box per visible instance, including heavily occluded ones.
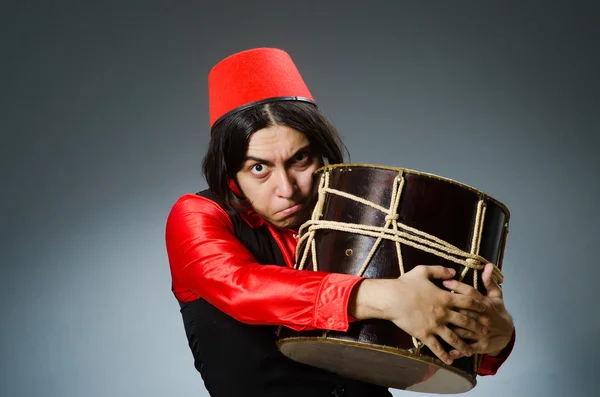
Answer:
[316,163,510,220]
[276,335,477,389]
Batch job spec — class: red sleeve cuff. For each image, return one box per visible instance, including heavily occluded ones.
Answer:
[312,273,363,331]
[478,327,516,376]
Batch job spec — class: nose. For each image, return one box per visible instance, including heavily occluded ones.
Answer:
[275,169,297,198]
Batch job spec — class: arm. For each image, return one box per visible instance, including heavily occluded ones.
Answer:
[166,194,362,332]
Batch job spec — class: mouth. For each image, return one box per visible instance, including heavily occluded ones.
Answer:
[278,202,304,216]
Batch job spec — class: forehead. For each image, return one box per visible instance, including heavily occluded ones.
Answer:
[245,125,310,158]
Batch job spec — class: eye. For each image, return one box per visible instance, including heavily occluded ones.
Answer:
[292,151,309,163]
[250,163,269,176]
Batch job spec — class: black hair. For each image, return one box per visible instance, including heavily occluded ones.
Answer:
[201,100,349,215]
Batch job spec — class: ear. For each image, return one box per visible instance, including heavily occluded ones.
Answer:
[229,178,243,197]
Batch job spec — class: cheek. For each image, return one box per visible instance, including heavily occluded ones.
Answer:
[237,175,276,209]
[297,168,319,193]
[236,174,260,200]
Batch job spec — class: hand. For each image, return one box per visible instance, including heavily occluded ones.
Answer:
[349,265,488,365]
[442,262,514,359]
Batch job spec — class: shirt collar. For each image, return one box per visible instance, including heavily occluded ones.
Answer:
[240,208,266,229]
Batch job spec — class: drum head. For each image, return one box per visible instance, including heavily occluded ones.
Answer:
[277,337,476,394]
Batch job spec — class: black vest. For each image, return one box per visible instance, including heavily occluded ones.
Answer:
[176,189,391,397]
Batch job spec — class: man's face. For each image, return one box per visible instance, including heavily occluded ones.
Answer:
[236,124,322,229]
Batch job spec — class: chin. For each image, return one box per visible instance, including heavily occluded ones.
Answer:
[276,212,309,229]
[274,217,299,229]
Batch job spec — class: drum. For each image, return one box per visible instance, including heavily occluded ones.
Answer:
[276,164,510,394]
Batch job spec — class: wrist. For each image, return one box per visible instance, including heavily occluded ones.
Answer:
[488,346,506,357]
[488,325,515,357]
[348,278,389,320]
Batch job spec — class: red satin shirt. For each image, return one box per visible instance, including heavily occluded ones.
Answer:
[165,193,514,376]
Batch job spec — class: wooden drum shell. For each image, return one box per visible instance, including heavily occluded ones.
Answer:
[276,164,510,394]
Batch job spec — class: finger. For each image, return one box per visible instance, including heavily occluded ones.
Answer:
[449,293,487,313]
[449,345,482,359]
[422,335,454,366]
[482,262,503,299]
[449,327,484,359]
[456,330,491,355]
[457,309,480,320]
[464,340,487,355]
[453,326,483,341]
[458,309,492,329]
[442,279,485,301]
[448,328,483,360]
[420,265,456,280]
[437,327,473,358]
[446,311,488,336]
[449,349,465,360]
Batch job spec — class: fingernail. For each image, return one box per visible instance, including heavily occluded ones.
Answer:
[446,358,453,365]
[481,326,488,335]
[448,268,456,276]
[443,280,452,287]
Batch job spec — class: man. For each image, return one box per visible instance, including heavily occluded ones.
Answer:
[165,47,515,397]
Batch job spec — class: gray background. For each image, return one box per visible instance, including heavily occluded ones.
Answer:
[2,1,599,396]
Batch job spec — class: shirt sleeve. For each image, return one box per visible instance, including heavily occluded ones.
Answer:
[477,327,516,376]
[165,194,363,332]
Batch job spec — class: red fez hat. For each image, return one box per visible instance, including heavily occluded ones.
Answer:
[208,48,316,130]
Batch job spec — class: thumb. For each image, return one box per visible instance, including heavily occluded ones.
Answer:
[482,262,502,298]
[421,265,456,280]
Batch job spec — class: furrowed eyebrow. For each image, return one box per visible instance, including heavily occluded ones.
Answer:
[243,156,272,165]
[243,145,312,166]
